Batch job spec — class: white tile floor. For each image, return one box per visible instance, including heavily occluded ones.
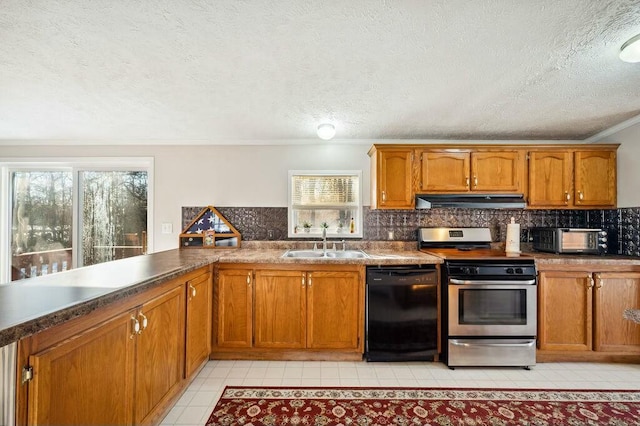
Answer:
[160,360,640,425]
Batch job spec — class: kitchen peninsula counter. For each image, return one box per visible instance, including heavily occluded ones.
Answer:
[0,243,442,347]
[0,249,219,347]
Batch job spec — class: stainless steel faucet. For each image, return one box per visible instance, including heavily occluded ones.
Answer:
[321,228,327,255]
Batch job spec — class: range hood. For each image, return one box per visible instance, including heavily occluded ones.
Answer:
[415,193,526,209]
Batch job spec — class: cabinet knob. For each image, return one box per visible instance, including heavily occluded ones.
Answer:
[189,284,196,298]
[594,274,602,289]
[302,274,306,287]
[473,176,478,187]
[247,272,251,286]
[565,191,571,202]
[465,176,470,187]
[578,191,584,201]
[308,273,312,287]
[381,191,386,202]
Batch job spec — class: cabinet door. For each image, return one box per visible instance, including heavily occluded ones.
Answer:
[217,268,253,348]
[27,309,136,426]
[134,284,186,425]
[185,271,212,377]
[307,271,361,349]
[537,271,592,351]
[376,149,414,208]
[528,151,573,207]
[419,151,470,192]
[471,151,523,192]
[254,270,306,348]
[574,150,617,207]
[593,272,640,352]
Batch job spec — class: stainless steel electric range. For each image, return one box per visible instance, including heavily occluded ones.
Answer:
[419,227,537,369]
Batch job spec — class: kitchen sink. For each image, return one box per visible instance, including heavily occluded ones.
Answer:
[282,249,369,259]
[324,250,369,258]
[281,250,325,258]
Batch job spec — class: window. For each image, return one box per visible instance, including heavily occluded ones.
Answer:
[288,170,362,238]
[0,158,153,283]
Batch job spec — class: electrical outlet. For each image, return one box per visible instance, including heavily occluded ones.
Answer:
[161,223,173,234]
[267,230,275,240]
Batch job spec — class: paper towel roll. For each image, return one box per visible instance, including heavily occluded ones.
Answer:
[505,217,520,253]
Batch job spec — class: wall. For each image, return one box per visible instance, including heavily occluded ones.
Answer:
[0,143,371,251]
[183,206,640,257]
[0,139,634,252]
[588,119,640,208]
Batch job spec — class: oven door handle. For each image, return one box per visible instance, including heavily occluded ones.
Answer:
[450,340,536,348]
[449,278,536,285]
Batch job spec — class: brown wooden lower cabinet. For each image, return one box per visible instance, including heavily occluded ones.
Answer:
[537,268,640,362]
[185,270,213,377]
[27,309,137,425]
[134,285,185,425]
[16,266,211,426]
[213,264,364,360]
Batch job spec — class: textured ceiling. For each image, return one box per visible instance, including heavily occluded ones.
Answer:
[1,0,640,144]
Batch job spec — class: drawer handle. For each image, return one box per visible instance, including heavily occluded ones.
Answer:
[381,191,386,202]
[302,274,306,287]
[473,176,478,187]
[247,272,251,286]
[138,312,148,333]
[451,340,535,348]
[594,274,602,289]
[465,176,470,187]
[189,284,197,297]
[131,316,140,338]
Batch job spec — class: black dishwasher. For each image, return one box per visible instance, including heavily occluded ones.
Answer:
[365,265,438,362]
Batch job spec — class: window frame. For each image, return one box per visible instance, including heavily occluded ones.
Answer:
[0,157,154,283]
[287,170,363,239]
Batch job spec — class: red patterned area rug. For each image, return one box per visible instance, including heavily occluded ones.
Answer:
[205,386,640,426]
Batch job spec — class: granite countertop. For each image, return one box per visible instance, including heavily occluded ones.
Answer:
[0,242,440,347]
[0,249,219,348]
[215,241,443,265]
[3,240,639,348]
[523,251,640,266]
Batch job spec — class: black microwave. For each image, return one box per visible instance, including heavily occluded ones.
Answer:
[530,227,607,254]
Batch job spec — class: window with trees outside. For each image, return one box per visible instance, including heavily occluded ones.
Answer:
[288,170,362,238]
[1,159,152,283]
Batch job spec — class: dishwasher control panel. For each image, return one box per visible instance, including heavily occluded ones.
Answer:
[366,266,438,285]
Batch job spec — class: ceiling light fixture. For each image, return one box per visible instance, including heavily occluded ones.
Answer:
[620,33,640,63]
[317,123,336,140]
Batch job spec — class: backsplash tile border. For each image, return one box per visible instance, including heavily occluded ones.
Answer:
[182,206,640,257]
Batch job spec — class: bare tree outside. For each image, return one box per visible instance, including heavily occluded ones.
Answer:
[11,171,73,279]
[10,170,148,280]
[81,171,148,266]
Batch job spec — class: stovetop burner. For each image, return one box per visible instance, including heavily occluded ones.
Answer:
[418,227,530,261]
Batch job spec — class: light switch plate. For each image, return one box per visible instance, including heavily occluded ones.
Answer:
[161,223,173,234]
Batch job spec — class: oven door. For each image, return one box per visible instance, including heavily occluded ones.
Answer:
[448,279,537,337]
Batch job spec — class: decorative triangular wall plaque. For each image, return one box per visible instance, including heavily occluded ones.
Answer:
[179,206,241,249]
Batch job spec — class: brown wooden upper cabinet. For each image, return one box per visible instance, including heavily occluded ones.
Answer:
[369,146,414,209]
[418,150,525,193]
[528,149,617,208]
[369,143,618,210]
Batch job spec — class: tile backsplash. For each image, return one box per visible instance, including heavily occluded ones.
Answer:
[182,206,640,257]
